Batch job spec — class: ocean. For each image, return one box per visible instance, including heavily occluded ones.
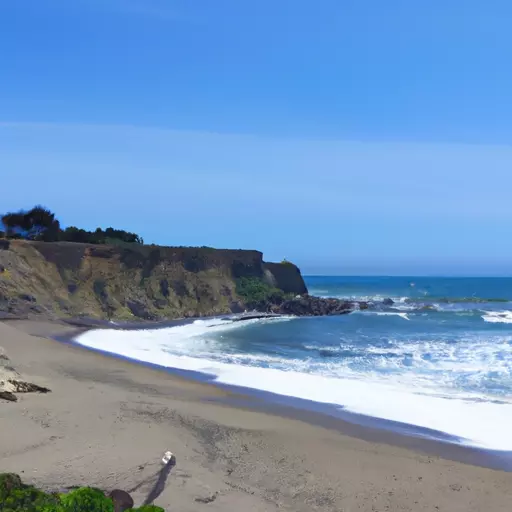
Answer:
[74,276,512,452]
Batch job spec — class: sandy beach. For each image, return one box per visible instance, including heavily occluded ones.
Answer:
[1,320,511,511]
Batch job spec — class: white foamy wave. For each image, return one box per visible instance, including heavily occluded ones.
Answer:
[309,292,410,303]
[303,336,512,399]
[353,311,410,320]
[103,317,293,361]
[308,289,330,295]
[375,312,410,321]
[482,311,512,324]
[74,321,512,451]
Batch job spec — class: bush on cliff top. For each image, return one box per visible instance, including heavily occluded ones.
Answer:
[0,473,164,512]
[1,206,60,243]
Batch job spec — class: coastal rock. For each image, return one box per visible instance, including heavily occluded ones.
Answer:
[126,300,157,320]
[8,380,50,394]
[263,262,308,295]
[108,489,134,512]
[0,390,17,402]
[0,240,308,321]
[382,298,394,305]
[19,293,36,303]
[0,347,51,400]
[273,295,365,316]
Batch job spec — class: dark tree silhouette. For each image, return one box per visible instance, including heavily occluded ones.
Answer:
[1,211,25,236]
[1,206,143,245]
[1,206,59,240]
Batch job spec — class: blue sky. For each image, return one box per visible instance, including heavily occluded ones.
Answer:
[1,1,512,275]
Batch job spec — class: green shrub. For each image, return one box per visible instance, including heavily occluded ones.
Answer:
[0,473,60,512]
[58,487,114,512]
[0,474,168,512]
[0,475,115,512]
[236,277,285,308]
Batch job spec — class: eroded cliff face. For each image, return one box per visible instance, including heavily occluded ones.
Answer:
[263,262,308,295]
[0,240,307,320]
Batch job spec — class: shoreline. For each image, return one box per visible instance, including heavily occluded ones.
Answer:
[12,318,512,472]
[2,319,512,510]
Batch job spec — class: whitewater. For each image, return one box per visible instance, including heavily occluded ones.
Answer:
[74,276,512,452]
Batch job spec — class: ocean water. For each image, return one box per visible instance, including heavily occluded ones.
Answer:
[75,276,512,451]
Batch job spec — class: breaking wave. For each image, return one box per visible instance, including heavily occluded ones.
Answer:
[482,311,512,324]
[74,313,512,451]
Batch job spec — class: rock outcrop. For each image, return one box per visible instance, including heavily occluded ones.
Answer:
[108,489,134,512]
[0,347,50,402]
[263,262,308,295]
[270,295,368,316]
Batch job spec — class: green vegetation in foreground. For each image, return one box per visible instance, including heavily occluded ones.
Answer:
[0,473,164,512]
[236,276,291,309]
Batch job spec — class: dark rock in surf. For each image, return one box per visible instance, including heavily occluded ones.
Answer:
[382,298,394,306]
[271,295,366,316]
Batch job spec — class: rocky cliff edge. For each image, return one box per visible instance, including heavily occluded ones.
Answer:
[0,240,307,320]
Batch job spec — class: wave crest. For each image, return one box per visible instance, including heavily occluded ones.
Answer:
[74,317,512,451]
[482,311,512,324]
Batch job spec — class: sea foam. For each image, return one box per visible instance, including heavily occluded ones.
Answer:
[74,317,512,451]
[482,311,512,324]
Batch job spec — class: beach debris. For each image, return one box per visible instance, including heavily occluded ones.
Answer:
[161,451,174,465]
[141,451,176,506]
[195,492,218,504]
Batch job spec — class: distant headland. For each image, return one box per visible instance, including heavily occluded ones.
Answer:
[0,206,363,321]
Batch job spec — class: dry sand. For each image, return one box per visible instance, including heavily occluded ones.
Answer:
[0,320,511,511]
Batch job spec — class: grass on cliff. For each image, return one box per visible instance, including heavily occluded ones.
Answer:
[0,473,164,512]
[236,277,290,309]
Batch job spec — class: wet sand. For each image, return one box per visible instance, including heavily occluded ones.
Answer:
[1,319,512,511]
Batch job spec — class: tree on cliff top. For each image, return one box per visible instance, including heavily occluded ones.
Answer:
[1,206,60,241]
[1,205,144,245]
[60,226,144,245]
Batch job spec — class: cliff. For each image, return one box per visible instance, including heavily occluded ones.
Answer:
[263,262,308,295]
[0,240,308,320]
